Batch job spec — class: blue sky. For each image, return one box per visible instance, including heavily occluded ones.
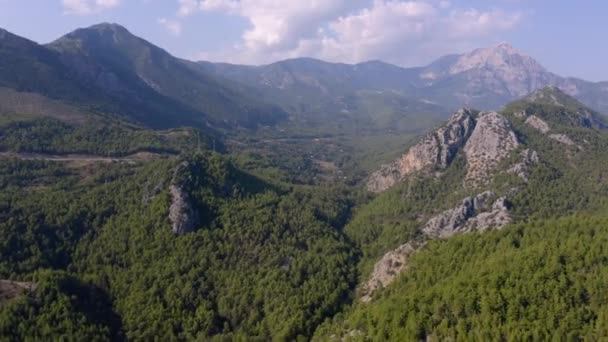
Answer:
[0,0,606,81]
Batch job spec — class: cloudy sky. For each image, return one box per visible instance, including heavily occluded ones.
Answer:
[1,0,607,81]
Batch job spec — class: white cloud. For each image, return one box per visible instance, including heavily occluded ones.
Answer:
[158,18,183,36]
[183,0,525,66]
[62,0,122,15]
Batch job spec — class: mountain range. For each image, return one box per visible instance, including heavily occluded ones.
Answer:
[1,23,607,137]
[200,42,608,118]
[4,22,608,341]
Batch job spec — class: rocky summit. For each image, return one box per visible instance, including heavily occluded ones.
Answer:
[367,108,521,192]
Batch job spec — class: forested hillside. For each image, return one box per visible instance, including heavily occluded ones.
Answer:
[3,20,608,342]
[0,153,360,340]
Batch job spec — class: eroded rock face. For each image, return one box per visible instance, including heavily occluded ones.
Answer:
[549,133,576,146]
[368,110,520,192]
[464,112,520,186]
[367,109,476,193]
[0,280,36,303]
[520,112,580,148]
[360,242,420,303]
[508,149,539,182]
[422,191,511,239]
[525,115,551,133]
[169,184,198,235]
[362,191,512,300]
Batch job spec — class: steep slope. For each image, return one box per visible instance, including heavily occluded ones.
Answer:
[504,86,607,129]
[314,88,608,340]
[353,88,608,301]
[0,28,93,101]
[0,153,357,340]
[416,43,608,112]
[48,23,286,129]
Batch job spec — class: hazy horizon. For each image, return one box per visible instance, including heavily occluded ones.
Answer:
[1,0,607,81]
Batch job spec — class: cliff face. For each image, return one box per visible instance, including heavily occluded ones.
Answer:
[463,111,520,186]
[168,161,200,235]
[168,184,198,235]
[363,108,529,300]
[367,108,476,193]
[362,191,512,300]
[360,88,608,302]
[368,109,519,192]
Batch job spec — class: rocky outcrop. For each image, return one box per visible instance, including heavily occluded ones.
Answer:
[520,110,581,148]
[463,112,520,186]
[422,191,511,238]
[367,109,476,192]
[0,280,36,304]
[522,87,607,129]
[360,242,420,303]
[525,115,551,133]
[169,184,198,235]
[362,191,512,300]
[369,110,520,192]
[508,149,539,182]
[549,133,576,146]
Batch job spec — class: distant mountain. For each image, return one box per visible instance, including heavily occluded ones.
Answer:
[198,58,444,134]
[2,23,606,137]
[200,43,608,118]
[414,43,608,113]
[0,24,286,131]
[48,23,286,129]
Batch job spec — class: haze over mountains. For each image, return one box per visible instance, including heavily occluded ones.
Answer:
[1,23,607,137]
[5,21,608,341]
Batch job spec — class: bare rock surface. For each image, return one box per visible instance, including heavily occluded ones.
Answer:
[168,162,199,235]
[525,115,551,133]
[169,184,199,235]
[422,192,511,238]
[362,191,512,300]
[549,133,576,146]
[463,112,520,186]
[361,242,420,303]
[0,280,36,304]
[367,109,476,192]
[508,149,539,182]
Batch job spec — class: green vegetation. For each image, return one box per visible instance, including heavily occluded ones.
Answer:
[3,26,608,341]
[0,117,208,156]
[0,271,123,342]
[315,215,608,341]
[0,153,358,340]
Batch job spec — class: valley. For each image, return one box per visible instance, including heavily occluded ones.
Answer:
[1,21,608,341]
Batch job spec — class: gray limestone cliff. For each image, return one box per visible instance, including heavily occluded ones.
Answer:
[367,108,476,192]
[168,162,199,235]
[362,191,512,300]
[422,191,511,238]
[463,111,520,186]
[368,109,520,192]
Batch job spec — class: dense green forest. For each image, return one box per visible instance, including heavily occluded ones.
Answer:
[4,18,608,341]
[315,215,608,341]
[2,73,608,341]
[0,154,360,340]
[0,117,210,157]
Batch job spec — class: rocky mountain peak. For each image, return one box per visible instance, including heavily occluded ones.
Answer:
[367,108,477,192]
[419,42,561,99]
[449,42,544,75]
[367,108,521,192]
[50,22,139,51]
